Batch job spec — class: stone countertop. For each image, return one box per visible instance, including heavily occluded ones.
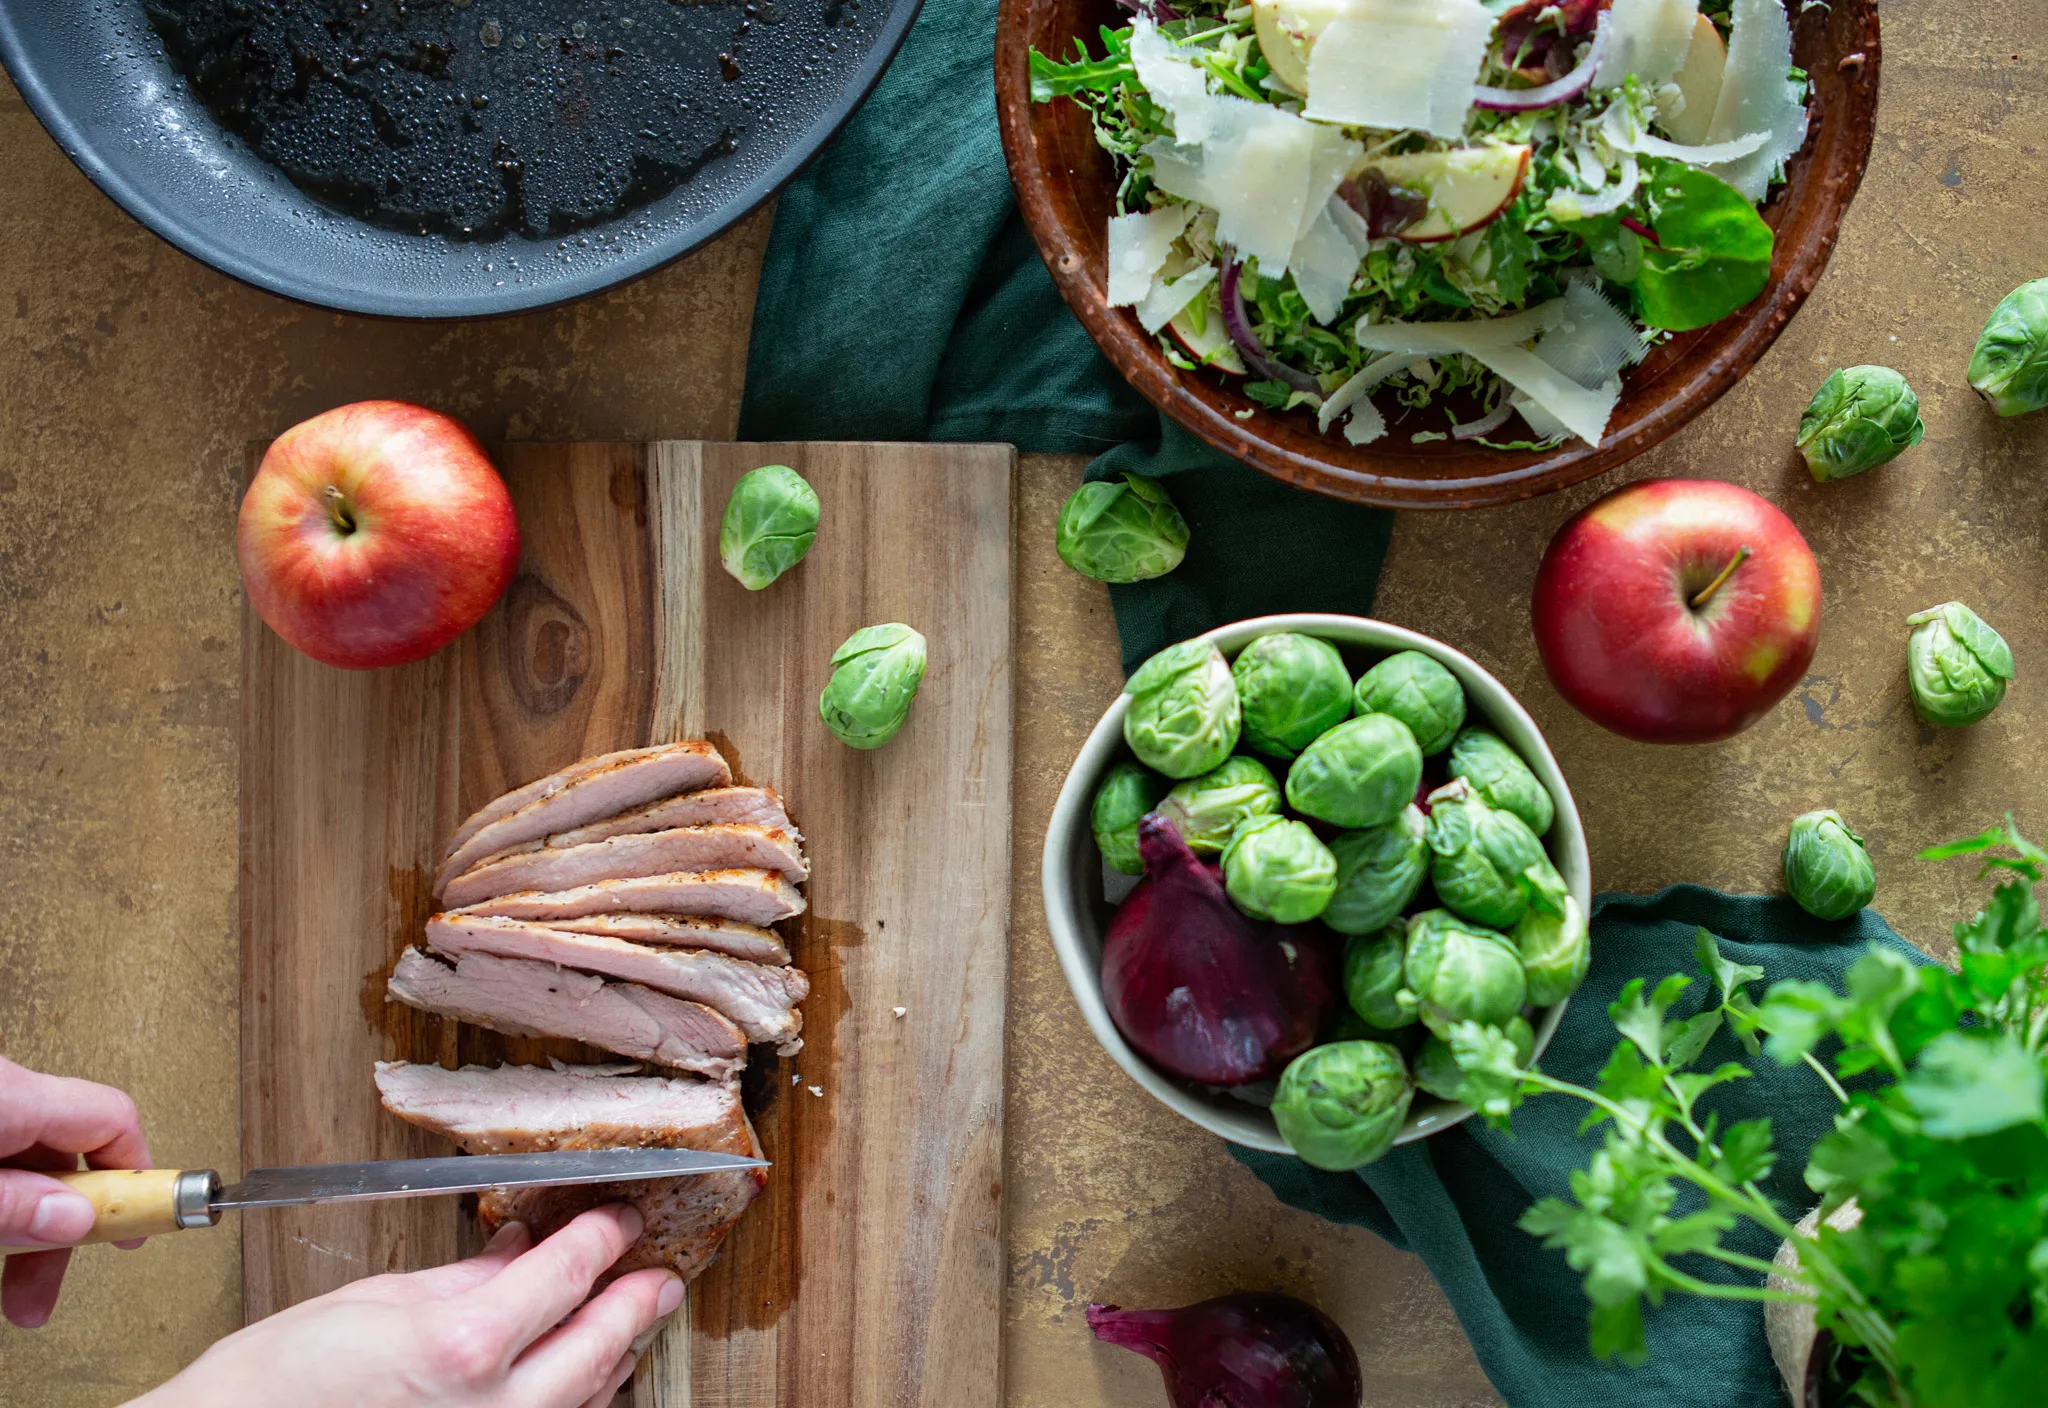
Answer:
[4,8,2047,1406]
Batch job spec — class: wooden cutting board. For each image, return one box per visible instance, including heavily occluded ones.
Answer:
[240,441,1014,1407]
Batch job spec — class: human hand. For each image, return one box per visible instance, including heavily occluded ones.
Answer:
[132,1205,681,1408]
[1,1056,153,1328]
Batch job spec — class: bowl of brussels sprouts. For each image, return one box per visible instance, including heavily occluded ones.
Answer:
[1043,614,1592,1165]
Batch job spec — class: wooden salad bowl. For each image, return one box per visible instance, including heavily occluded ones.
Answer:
[995,0,1883,509]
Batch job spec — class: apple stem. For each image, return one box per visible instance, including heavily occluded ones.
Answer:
[1689,546,1752,610]
[324,485,356,535]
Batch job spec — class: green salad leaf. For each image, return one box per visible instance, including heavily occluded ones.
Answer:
[1630,160,1775,332]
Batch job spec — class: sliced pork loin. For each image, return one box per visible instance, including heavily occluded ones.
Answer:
[448,867,805,928]
[374,1061,763,1285]
[543,786,796,850]
[442,824,808,908]
[541,913,791,966]
[437,742,732,894]
[427,914,809,1051]
[386,948,747,1081]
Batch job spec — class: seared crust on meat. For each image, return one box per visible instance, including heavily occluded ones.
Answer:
[442,824,808,908]
[447,868,805,928]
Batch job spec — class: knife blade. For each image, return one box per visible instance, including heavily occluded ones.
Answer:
[0,1149,768,1253]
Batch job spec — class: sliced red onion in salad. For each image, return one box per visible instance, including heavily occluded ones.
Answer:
[1450,402,1516,441]
[1472,12,1610,112]
[1220,259,1323,394]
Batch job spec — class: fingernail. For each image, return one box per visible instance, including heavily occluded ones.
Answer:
[615,1203,646,1241]
[656,1274,685,1318]
[29,1193,94,1245]
[487,1221,528,1251]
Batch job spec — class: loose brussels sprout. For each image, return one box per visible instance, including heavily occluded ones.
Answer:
[719,464,821,590]
[1232,633,1354,760]
[1123,640,1241,779]
[1795,367,1925,482]
[1286,714,1423,829]
[1513,894,1590,1007]
[1324,806,1429,934]
[1155,756,1283,856]
[1403,909,1528,1037]
[1446,727,1554,836]
[1222,815,1339,924]
[1092,761,1169,876]
[818,624,927,750]
[1054,474,1190,583]
[1906,602,2014,728]
[1968,278,2048,417]
[1271,1040,1415,1171]
[1413,1016,1533,1101]
[1782,810,1877,921]
[1353,651,1466,754]
[1425,781,1568,930]
[1342,923,1415,1030]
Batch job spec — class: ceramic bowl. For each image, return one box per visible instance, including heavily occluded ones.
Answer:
[1042,614,1591,1156]
[995,1,1883,508]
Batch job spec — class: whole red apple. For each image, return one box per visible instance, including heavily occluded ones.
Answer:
[1531,479,1820,743]
[238,401,519,670]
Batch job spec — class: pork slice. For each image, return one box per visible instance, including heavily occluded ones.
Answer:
[448,868,806,928]
[541,914,791,966]
[386,948,747,1081]
[437,743,732,893]
[427,914,809,1050]
[471,788,800,868]
[374,1061,763,1285]
[442,824,808,908]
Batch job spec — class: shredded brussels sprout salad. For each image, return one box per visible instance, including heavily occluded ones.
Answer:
[1030,0,1811,449]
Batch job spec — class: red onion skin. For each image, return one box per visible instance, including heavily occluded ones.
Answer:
[1101,815,1336,1086]
[1219,260,1323,394]
[1088,1295,1364,1408]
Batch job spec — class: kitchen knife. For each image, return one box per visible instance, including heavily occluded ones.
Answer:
[0,1149,768,1253]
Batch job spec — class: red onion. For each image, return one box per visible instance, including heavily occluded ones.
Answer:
[1619,214,1661,245]
[1219,260,1322,394]
[1472,12,1609,111]
[1496,0,1605,78]
[1101,815,1335,1086]
[1451,402,1515,441]
[1088,1294,1364,1408]
[1116,0,1183,20]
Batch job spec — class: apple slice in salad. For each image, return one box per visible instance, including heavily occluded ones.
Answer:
[1166,289,1250,376]
[1354,145,1532,244]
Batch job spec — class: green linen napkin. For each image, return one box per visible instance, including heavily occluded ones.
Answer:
[1237,886,1929,1408]
[737,0,1392,673]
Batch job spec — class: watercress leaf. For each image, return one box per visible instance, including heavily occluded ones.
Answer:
[1900,1031,2046,1138]
[1711,1117,1777,1186]
[1243,379,1294,409]
[1631,160,1774,333]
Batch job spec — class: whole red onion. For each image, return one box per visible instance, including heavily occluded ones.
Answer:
[1088,1294,1364,1408]
[1101,815,1336,1086]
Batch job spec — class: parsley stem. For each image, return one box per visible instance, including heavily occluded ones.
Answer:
[1696,1246,1805,1282]
[1801,1050,1851,1105]
[1654,1267,1810,1305]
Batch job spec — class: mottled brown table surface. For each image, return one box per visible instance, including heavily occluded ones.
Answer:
[3,8,2046,1405]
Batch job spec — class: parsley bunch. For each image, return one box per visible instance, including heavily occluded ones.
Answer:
[1444,819,2048,1407]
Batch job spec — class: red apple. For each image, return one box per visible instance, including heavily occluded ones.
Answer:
[1531,479,1820,743]
[238,401,519,670]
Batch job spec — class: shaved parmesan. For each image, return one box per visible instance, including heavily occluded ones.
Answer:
[1546,153,1639,220]
[1344,398,1389,445]
[1593,0,1700,90]
[1145,100,1359,276]
[1354,302,1616,442]
[1291,202,1363,323]
[1318,351,1408,432]
[1303,0,1493,139]
[1138,265,1220,333]
[1534,276,1648,387]
[1703,0,1808,201]
[1470,346,1621,442]
[1511,390,1572,441]
[1129,20,1217,143]
[1355,300,1567,354]
[1107,205,1193,307]
[1601,101,1767,165]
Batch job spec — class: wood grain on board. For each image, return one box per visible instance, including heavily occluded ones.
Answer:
[241,441,1015,1406]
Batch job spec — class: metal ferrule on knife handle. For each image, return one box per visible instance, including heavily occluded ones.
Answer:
[0,1169,221,1253]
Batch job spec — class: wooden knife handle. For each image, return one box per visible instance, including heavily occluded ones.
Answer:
[0,1169,219,1253]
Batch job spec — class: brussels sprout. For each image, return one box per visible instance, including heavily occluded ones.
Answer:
[1232,633,1354,760]
[1425,780,1568,930]
[818,623,927,750]
[719,464,821,590]
[1271,1040,1415,1171]
[1446,727,1554,836]
[1513,894,1590,1006]
[1782,810,1876,922]
[1403,908,1528,1037]
[1222,815,1339,924]
[1795,367,1925,481]
[1968,278,2048,417]
[1413,1016,1533,1101]
[1092,761,1169,876]
[1342,923,1415,1030]
[1906,602,2014,728]
[1324,806,1429,934]
[1054,474,1190,583]
[1123,640,1241,779]
[1353,651,1467,754]
[1155,756,1283,856]
[1286,714,1423,829]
